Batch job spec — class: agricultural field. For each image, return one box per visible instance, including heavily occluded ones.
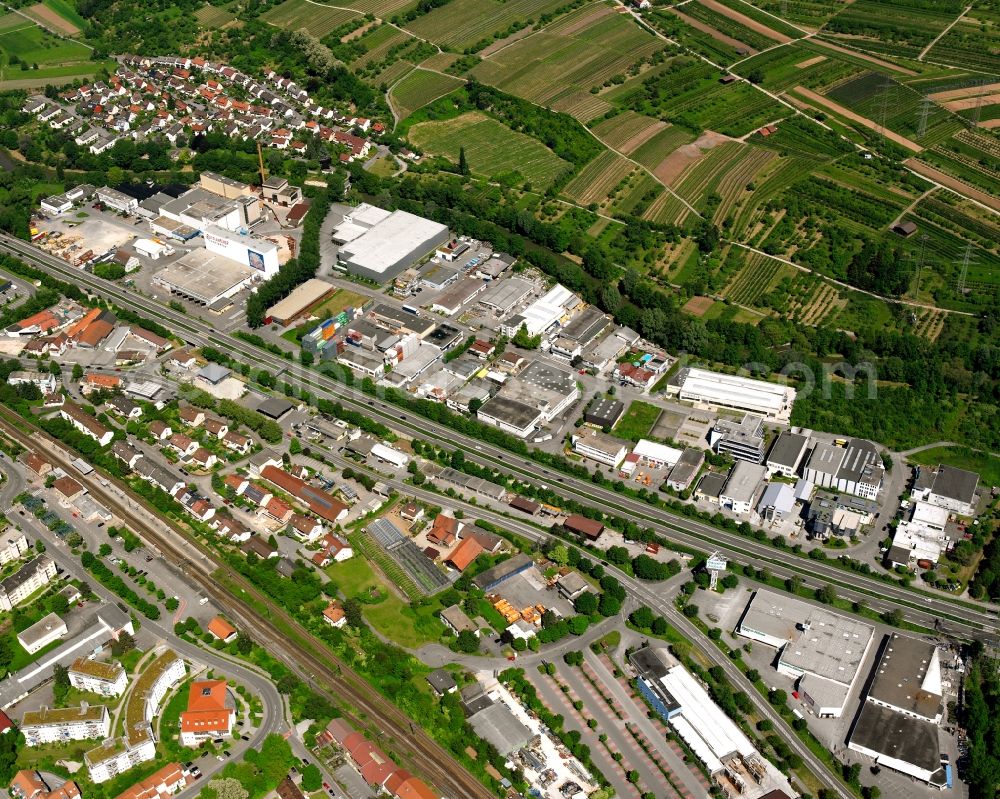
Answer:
[629,125,696,171]
[349,24,411,69]
[467,6,665,122]
[561,150,634,208]
[925,7,1000,74]
[677,0,787,54]
[641,189,694,225]
[389,68,465,119]
[625,55,786,137]
[194,3,237,28]
[721,249,795,307]
[588,111,668,155]
[822,0,966,60]
[337,0,416,16]
[405,0,568,51]
[825,71,964,146]
[669,141,751,208]
[733,0,844,29]
[261,0,361,38]
[408,111,572,188]
[23,0,84,36]
[917,128,1000,202]
[0,18,92,70]
[731,43,863,92]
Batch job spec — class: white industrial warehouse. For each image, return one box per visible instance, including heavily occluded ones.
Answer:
[335,206,450,283]
[666,367,796,422]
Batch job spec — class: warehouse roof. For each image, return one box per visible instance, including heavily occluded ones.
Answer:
[154,249,255,304]
[478,277,533,314]
[766,432,810,469]
[673,367,795,417]
[468,702,532,755]
[806,441,846,477]
[867,634,942,720]
[849,702,944,778]
[265,279,335,322]
[721,461,767,503]
[931,465,979,506]
[339,210,447,276]
[478,395,541,432]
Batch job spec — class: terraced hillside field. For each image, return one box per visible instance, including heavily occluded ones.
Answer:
[408,111,572,188]
[468,4,666,122]
[261,0,361,37]
[389,68,465,119]
[405,0,568,50]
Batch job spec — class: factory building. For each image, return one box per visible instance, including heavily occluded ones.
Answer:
[335,207,450,283]
[803,439,884,500]
[264,279,337,326]
[152,249,258,306]
[736,590,874,718]
[667,367,796,422]
[848,634,948,787]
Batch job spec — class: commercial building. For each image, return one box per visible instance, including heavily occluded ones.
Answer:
[476,395,542,439]
[17,613,67,654]
[571,428,628,467]
[631,647,793,799]
[265,279,337,326]
[22,703,111,746]
[8,370,58,395]
[710,414,766,464]
[370,443,409,469]
[179,679,235,746]
[736,590,874,717]
[152,249,257,306]
[468,702,533,756]
[472,553,533,591]
[583,397,624,429]
[500,283,578,338]
[478,277,533,316]
[68,658,128,697]
[564,514,605,540]
[756,483,796,522]
[336,209,450,283]
[804,439,884,500]
[632,439,682,469]
[498,360,579,423]
[667,367,796,422]
[720,461,767,515]
[924,465,979,517]
[846,631,950,782]
[666,448,705,492]
[0,555,57,611]
[96,187,139,214]
[202,226,279,276]
[765,432,810,477]
[157,184,261,233]
[199,171,254,200]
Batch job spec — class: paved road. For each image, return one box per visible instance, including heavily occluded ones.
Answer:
[0,465,286,796]
[4,230,987,640]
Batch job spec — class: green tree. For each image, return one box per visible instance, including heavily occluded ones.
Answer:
[456,630,479,653]
[301,764,322,792]
[573,591,598,615]
[549,544,569,565]
[458,146,469,176]
[52,663,70,705]
[629,606,655,629]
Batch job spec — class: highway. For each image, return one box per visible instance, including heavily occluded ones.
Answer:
[1,231,991,639]
[0,406,493,799]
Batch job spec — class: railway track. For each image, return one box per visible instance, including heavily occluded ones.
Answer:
[2,232,990,637]
[0,408,493,799]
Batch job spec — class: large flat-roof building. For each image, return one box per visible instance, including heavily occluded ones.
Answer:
[667,367,796,422]
[720,461,767,515]
[765,432,810,477]
[202,226,279,277]
[571,427,628,467]
[336,209,450,283]
[265,279,337,326]
[478,277,533,316]
[736,590,874,718]
[17,612,67,654]
[847,633,948,787]
[925,465,979,517]
[630,646,794,799]
[500,283,578,338]
[153,249,257,306]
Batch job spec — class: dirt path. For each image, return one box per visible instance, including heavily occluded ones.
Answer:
[619,119,668,154]
[943,93,1000,112]
[904,158,1000,213]
[918,4,970,61]
[698,0,793,43]
[670,7,756,54]
[811,36,917,75]
[791,85,924,152]
[929,81,1000,102]
[890,185,936,227]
